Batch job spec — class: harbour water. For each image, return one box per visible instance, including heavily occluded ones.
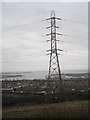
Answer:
[1,69,88,81]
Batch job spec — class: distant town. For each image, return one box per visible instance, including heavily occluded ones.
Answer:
[2,73,88,95]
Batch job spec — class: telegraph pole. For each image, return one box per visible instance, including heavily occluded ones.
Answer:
[46,11,63,96]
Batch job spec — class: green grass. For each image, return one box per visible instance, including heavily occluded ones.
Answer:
[3,100,88,118]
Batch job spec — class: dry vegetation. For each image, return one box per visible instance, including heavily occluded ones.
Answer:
[3,100,88,118]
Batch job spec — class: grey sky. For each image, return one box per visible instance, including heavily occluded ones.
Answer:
[2,2,88,72]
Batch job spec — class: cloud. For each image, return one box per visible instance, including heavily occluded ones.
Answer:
[2,2,88,72]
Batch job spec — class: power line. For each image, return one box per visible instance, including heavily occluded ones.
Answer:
[56,10,87,19]
[58,27,88,33]
[5,11,50,24]
[4,16,87,30]
[42,33,87,40]
[62,18,88,25]
[62,34,87,40]
[3,20,42,30]
[4,28,44,37]
[42,17,87,28]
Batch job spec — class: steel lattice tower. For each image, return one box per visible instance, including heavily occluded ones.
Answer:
[46,11,63,96]
[46,11,63,82]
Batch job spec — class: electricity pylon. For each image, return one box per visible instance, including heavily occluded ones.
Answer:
[46,10,63,95]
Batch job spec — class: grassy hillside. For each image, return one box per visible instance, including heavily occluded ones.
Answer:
[2,100,88,118]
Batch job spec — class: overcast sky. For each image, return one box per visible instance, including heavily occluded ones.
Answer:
[2,2,88,72]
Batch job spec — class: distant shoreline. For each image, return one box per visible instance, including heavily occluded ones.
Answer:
[1,69,88,74]
[1,72,88,81]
